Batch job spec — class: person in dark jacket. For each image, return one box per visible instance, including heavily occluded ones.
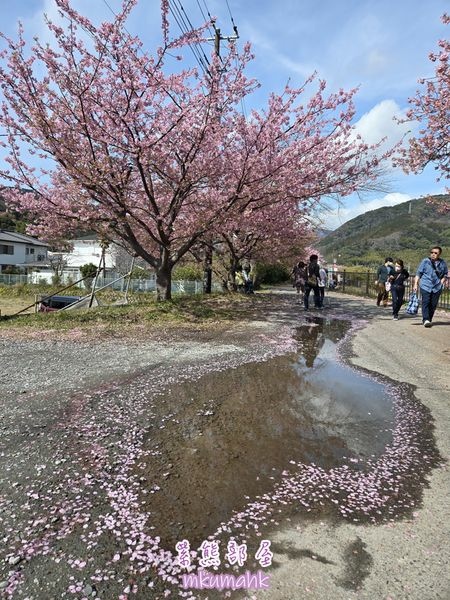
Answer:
[389,259,409,320]
[304,254,321,310]
[375,257,394,306]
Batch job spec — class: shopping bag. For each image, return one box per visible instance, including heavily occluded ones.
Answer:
[405,291,419,315]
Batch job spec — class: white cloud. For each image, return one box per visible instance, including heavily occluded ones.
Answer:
[352,99,409,150]
[243,23,317,82]
[322,192,411,230]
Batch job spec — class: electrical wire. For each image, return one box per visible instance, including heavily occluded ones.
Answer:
[100,0,119,18]
[225,0,238,32]
[168,0,211,75]
[195,0,214,37]
[200,0,214,22]
[98,0,208,75]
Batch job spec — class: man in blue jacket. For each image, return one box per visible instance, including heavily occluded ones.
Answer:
[413,246,448,327]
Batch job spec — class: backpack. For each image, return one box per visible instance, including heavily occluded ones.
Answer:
[307,265,318,287]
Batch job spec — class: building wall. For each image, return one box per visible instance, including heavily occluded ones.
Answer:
[0,239,48,269]
[0,242,25,266]
[65,239,115,269]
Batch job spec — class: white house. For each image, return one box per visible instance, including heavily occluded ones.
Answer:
[27,234,149,284]
[0,230,49,273]
[32,234,117,284]
[63,234,116,277]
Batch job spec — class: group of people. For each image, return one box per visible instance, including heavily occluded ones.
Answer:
[375,246,448,326]
[234,266,254,294]
[291,254,328,310]
[375,257,410,320]
[291,246,447,326]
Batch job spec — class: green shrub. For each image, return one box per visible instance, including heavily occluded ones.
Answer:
[79,263,98,278]
[2,266,21,274]
[256,263,290,284]
[130,266,148,279]
[173,264,203,281]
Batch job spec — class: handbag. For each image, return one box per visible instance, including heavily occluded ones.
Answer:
[307,274,318,287]
[405,291,419,315]
[385,281,391,292]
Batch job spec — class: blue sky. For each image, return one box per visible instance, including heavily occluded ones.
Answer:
[1,0,448,229]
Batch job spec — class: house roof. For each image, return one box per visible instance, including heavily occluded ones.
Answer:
[0,229,49,247]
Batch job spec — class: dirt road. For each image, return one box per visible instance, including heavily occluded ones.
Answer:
[0,290,449,600]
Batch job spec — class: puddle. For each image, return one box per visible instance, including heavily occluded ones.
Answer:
[138,317,395,547]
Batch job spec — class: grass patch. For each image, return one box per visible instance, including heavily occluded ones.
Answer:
[0,291,262,334]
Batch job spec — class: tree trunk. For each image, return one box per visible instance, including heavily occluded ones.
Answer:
[228,259,240,292]
[155,262,172,301]
[203,242,213,294]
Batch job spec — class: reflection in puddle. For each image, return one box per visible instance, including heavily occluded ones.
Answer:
[293,319,393,461]
[139,317,395,547]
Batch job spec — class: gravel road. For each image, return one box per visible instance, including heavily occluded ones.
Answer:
[0,291,449,600]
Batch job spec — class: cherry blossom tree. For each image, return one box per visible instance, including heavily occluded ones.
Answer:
[0,0,391,300]
[210,203,315,289]
[398,13,450,212]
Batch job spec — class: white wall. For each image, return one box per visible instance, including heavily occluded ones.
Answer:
[65,239,115,269]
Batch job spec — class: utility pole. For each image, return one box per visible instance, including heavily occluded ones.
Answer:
[202,23,239,294]
[215,28,221,56]
[208,23,239,59]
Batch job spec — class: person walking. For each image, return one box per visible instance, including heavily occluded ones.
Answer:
[413,246,448,327]
[291,260,307,303]
[304,254,321,311]
[318,264,327,308]
[375,257,394,307]
[242,266,254,294]
[235,267,245,292]
[389,259,409,320]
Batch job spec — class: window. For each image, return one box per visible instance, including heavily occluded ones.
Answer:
[30,248,35,254]
[26,248,30,255]
[0,244,14,255]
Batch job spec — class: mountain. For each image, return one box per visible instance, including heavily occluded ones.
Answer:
[317,195,450,270]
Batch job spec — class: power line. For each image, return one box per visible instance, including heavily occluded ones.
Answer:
[96,0,209,73]
[195,0,214,37]
[200,0,214,22]
[100,0,118,19]
[168,0,211,76]
[225,0,238,35]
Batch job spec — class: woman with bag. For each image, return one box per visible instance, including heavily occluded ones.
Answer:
[291,260,307,303]
[389,259,409,320]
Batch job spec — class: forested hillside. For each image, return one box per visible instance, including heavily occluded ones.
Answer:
[318,195,450,270]
[0,190,27,233]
